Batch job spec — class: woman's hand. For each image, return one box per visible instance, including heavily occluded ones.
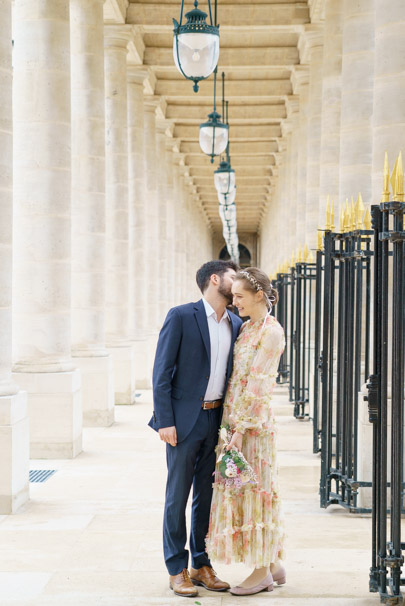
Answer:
[226,431,243,452]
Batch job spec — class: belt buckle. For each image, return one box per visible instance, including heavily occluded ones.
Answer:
[202,401,209,410]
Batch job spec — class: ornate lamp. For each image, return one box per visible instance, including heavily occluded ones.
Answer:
[214,99,235,191]
[173,0,219,93]
[218,187,236,206]
[199,70,228,161]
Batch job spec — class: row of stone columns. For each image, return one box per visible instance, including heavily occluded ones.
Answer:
[260,0,405,270]
[0,0,213,512]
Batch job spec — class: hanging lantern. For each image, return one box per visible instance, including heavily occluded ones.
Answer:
[199,69,228,161]
[219,203,236,223]
[214,158,236,194]
[218,187,236,206]
[173,0,219,93]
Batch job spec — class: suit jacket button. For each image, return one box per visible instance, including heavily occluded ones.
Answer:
[200,397,203,401]
[205,376,209,380]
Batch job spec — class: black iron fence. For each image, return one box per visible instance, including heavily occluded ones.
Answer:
[318,226,373,512]
[367,201,405,604]
[275,271,290,384]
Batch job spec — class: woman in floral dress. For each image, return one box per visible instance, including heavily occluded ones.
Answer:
[206,267,286,596]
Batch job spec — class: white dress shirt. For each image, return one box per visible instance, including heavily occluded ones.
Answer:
[202,298,232,401]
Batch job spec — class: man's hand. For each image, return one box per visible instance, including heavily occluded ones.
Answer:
[226,431,243,452]
[159,426,177,447]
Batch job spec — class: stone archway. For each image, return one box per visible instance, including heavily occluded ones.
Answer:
[219,243,251,268]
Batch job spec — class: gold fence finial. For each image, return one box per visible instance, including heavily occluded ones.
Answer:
[394,151,404,202]
[340,203,345,233]
[381,151,390,203]
[317,227,323,251]
[325,195,331,230]
[350,197,356,230]
[330,199,335,231]
[356,193,365,230]
[297,245,302,262]
[363,206,372,230]
[290,250,295,267]
[390,154,399,201]
[277,262,280,275]
[308,250,315,263]
[303,243,309,262]
[343,199,350,233]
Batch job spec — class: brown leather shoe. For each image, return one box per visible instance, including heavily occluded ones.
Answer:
[190,566,230,592]
[169,569,199,597]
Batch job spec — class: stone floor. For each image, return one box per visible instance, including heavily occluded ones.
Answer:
[0,389,382,605]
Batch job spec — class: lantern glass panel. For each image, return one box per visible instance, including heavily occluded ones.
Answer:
[218,188,236,206]
[199,124,228,156]
[214,170,236,194]
[173,33,219,79]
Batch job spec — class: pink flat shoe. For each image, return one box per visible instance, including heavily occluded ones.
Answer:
[229,572,274,596]
[272,565,286,585]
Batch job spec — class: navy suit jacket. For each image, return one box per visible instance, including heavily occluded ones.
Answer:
[148,299,242,443]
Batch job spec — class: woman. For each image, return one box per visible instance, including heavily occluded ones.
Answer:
[206,267,286,596]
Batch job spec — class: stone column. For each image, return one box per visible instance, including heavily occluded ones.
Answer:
[319,0,343,224]
[156,124,169,325]
[104,27,136,404]
[293,67,310,248]
[0,0,29,512]
[70,0,114,426]
[339,0,375,205]
[164,141,177,311]
[143,98,160,361]
[127,66,150,387]
[13,0,82,459]
[301,28,324,249]
[371,0,405,202]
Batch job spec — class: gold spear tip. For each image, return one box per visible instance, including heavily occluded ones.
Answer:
[343,200,350,233]
[308,250,315,263]
[381,151,390,203]
[290,251,295,266]
[356,192,365,229]
[297,245,302,262]
[395,151,404,202]
[303,243,309,262]
[390,154,399,201]
[330,198,335,230]
[363,206,372,230]
[325,195,331,230]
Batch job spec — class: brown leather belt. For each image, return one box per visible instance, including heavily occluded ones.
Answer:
[202,399,222,410]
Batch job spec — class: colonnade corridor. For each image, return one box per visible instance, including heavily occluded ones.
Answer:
[0,388,378,605]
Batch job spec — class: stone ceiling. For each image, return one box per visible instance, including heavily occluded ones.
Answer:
[105,0,317,233]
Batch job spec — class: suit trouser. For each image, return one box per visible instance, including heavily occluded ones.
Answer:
[163,406,221,575]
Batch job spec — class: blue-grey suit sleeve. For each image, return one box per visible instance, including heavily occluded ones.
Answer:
[152,307,182,429]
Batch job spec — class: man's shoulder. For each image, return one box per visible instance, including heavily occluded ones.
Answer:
[168,300,202,317]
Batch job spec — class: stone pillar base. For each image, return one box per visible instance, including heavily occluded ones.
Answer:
[73,355,114,427]
[0,391,30,513]
[133,337,151,389]
[108,345,136,404]
[12,369,82,459]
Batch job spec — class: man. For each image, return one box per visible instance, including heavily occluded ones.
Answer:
[149,260,242,597]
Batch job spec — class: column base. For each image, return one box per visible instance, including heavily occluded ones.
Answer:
[108,345,136,404]
[0,391,30,513]
[73,354,114,427]
[12,369,82,459]
[133,337,151,389]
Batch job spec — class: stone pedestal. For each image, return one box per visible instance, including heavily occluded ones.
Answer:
[14,370,82,459]
[0,392,29,513]
[74,355,114,425]
[109,345,136,404]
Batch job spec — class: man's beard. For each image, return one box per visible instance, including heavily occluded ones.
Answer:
[218,276,233,304]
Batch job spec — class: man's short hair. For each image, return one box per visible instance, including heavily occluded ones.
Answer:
[196,260,238,293]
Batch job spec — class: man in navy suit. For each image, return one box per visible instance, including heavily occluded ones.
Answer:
[149,260,242,597]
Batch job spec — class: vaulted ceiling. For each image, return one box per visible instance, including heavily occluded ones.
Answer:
[106,0,315,233]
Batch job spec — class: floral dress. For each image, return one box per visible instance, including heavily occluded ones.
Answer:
[206,314,286,567]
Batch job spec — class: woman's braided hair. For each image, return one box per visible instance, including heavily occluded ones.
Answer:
[235,267,278,310]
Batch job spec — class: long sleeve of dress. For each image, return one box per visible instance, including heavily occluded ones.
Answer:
[229,319,285,434]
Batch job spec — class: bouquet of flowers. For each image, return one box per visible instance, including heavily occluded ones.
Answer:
[216,424,257,489]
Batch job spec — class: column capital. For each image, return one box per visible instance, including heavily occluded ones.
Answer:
[291,65,309,94]
[298,25,324,64]
[156,119,174,137]
[127,65,149,86]
[144,95,167,120]
[104,24,133,50]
